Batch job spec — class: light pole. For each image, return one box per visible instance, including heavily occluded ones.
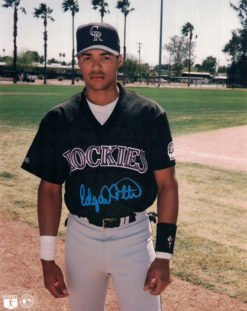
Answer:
[137,42,142,76]
[101,0,104,23]
[168,50,171,82]
[158,0,163,87]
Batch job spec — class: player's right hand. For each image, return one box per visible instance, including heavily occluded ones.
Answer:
[41,259,69,298]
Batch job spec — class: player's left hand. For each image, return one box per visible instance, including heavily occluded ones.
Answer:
[143,258,172,295]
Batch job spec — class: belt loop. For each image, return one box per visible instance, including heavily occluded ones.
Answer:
[129,213,136,223]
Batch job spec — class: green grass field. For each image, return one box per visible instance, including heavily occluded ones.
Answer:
[0,84,247,302]
[0,84,247,135]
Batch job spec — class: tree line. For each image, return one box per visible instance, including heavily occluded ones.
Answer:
[1,0,134,84]
[164,0,246,87]
[1,0,246,87]
[223,0,247,87]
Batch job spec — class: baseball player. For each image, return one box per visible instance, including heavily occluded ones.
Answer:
[21,23,178,311]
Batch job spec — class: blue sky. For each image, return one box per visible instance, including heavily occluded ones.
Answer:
[0,0,241,66]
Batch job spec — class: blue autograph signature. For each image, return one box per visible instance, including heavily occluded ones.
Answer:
[79,178,142,213]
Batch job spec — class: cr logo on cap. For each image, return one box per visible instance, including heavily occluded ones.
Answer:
[90,26,103,42]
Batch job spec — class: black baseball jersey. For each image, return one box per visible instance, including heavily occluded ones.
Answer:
[21,84,175,218]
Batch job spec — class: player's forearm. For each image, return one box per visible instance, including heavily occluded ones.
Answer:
[156,178,179,224]
[38,179,62,236]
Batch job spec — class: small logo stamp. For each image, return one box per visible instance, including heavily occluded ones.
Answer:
[167,235,174,248]
[20,294,34,309]
[3,295,18,310]
[24,157,29,164]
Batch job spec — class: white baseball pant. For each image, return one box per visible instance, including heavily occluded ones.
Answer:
[65,212,162,311]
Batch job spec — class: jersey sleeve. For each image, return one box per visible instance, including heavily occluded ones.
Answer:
[21,111,67,184]
[150,111,176,170]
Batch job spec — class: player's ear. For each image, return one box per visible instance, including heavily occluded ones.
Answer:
[117,54,123,68]
[77,54,82,64]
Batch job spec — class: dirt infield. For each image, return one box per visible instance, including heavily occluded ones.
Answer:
[1,125,247,310]
[1,214,247,311]
[174,125,247,172]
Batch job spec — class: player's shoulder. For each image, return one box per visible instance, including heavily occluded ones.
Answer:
[121,85,165,118]
[52,92,82,115]
[43,92,82,124]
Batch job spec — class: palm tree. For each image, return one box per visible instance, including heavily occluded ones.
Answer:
[62,0,79,85]
[116,0,134,84]
[181,22,194,87]
[91,0,110,22]
[33,3,54,85]
[59,52,66,63]
[2,0,26,84]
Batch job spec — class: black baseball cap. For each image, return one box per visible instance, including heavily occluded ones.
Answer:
[76,23,120,56]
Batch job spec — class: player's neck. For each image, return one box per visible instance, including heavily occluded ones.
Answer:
[85,83,119,106]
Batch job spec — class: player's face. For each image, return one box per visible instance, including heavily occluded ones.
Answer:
[77,49,122,92]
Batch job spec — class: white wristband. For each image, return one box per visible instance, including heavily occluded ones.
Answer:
[155,252,172,260]
[40,236,56,260]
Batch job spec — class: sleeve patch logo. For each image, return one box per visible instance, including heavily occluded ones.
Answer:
[167,142,175,161]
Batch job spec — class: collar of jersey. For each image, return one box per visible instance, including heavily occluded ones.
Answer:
[81,83,124,130]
